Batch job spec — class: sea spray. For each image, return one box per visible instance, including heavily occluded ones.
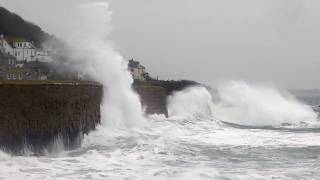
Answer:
[167,81,319,128]
[61,2,145,128]
[1,2,320,179]
[167,86,214,119]
[211,81,319,128]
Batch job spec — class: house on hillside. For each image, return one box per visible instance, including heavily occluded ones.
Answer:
[0,34,13,55]
[6,66,28,80]
[0,34,81,81]
[35,50,52,63]
[128,59,149,81]
[11,39,36,61]
[24,61,50,80]
[5,61,50,81]
[0,34,52,63]
[0,52,16,80]
[0,34,52,80]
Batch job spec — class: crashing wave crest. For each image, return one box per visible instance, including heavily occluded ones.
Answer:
[167,81,320,128]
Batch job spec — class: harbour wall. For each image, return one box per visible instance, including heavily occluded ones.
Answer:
[134,85,168,117]
[0,81,103,154]
[0,80,186,154]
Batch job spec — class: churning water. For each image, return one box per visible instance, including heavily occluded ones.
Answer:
[1,82,320,180]
[1,2,320,180]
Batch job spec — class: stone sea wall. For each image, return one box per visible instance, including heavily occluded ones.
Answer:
[0,80,189,154]
[133,80,199,117]
[134,85,168,117]
[0,81,103,154]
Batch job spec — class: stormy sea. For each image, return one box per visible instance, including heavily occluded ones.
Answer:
[0,2,319,180]
[0,81,320,180]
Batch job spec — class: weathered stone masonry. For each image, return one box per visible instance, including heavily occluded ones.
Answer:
[0,81,170,154]
[134,85,168,117]
[0,81,103,153]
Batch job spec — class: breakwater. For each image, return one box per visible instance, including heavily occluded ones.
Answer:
[133,80,199,117]
[0,81,103,154]
[0,80,194,154]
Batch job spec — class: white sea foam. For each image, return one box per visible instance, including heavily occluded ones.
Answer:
[1,1,320,179]
[211,81,319,128]
[167,81,319,128]
[167,86,214,119]
[1,114,320,179]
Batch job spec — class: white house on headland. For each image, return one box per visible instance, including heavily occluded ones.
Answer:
[128,59,148,81]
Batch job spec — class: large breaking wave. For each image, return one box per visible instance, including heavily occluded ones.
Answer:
[167,81,320,128]
[167,86,214,119]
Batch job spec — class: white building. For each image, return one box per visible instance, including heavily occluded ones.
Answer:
[0,35,52,63]
[0,35,13,55]
[131,66,146,80]
[12,41,36,61]
[35,49,52,63]
[128,59,147,81]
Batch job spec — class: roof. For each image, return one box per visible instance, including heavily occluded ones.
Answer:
[4,37,35,48]
[4,37,27,46]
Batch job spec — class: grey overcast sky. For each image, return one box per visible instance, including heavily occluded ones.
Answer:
[1,0,320,89]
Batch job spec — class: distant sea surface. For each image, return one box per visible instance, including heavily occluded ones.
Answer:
[290,89,320,106]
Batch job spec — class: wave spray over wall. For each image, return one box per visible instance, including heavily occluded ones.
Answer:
[168,81,319,128]
[64,2,145,128]
[167,86,214,119]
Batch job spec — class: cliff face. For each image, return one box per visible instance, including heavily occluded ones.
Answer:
[134,85,168,117]
[0,81,102,154]
[133,80,200,117]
